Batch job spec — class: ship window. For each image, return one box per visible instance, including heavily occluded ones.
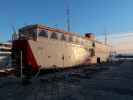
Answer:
[32,30,38,40]
[51,32,58,39]
[39,30,48,37]
[61,34,66,41]
[89,48,95,56]
[92,42,95,47]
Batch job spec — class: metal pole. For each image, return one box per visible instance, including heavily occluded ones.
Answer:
[104,27,107,45]
[63,54,64,67]
[20,50,23,80]
[66,0,70,32]
[105,32,107,45]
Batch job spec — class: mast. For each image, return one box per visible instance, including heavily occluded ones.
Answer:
[105,32,107,45]
[104,27,107,45]
[66,0,70,32]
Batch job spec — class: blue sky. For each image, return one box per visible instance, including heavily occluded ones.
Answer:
[0,0,133,42]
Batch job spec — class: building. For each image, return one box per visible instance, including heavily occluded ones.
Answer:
[0,42,12,67]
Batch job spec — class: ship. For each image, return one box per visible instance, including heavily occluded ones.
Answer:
[12,24,110,76]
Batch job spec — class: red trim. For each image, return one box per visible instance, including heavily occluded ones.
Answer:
[12,40,39,71]
[26,41,39,71]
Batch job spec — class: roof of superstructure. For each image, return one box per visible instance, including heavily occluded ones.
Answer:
[19,24,80,36]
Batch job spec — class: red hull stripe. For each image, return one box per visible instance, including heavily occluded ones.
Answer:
[13,40,39,71]
[26,41,39,71]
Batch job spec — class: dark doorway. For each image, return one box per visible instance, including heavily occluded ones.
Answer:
[97,57,101,64]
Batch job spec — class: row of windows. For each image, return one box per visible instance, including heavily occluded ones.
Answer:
[38,30,94,47]
[39,30,73,42]
[20,30,94,47]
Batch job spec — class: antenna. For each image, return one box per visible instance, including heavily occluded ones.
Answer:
[105,32,107,45]
[11,25,16,34]
[11,24,17,40]
[104,27,107,45]
[66,0,70,32]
